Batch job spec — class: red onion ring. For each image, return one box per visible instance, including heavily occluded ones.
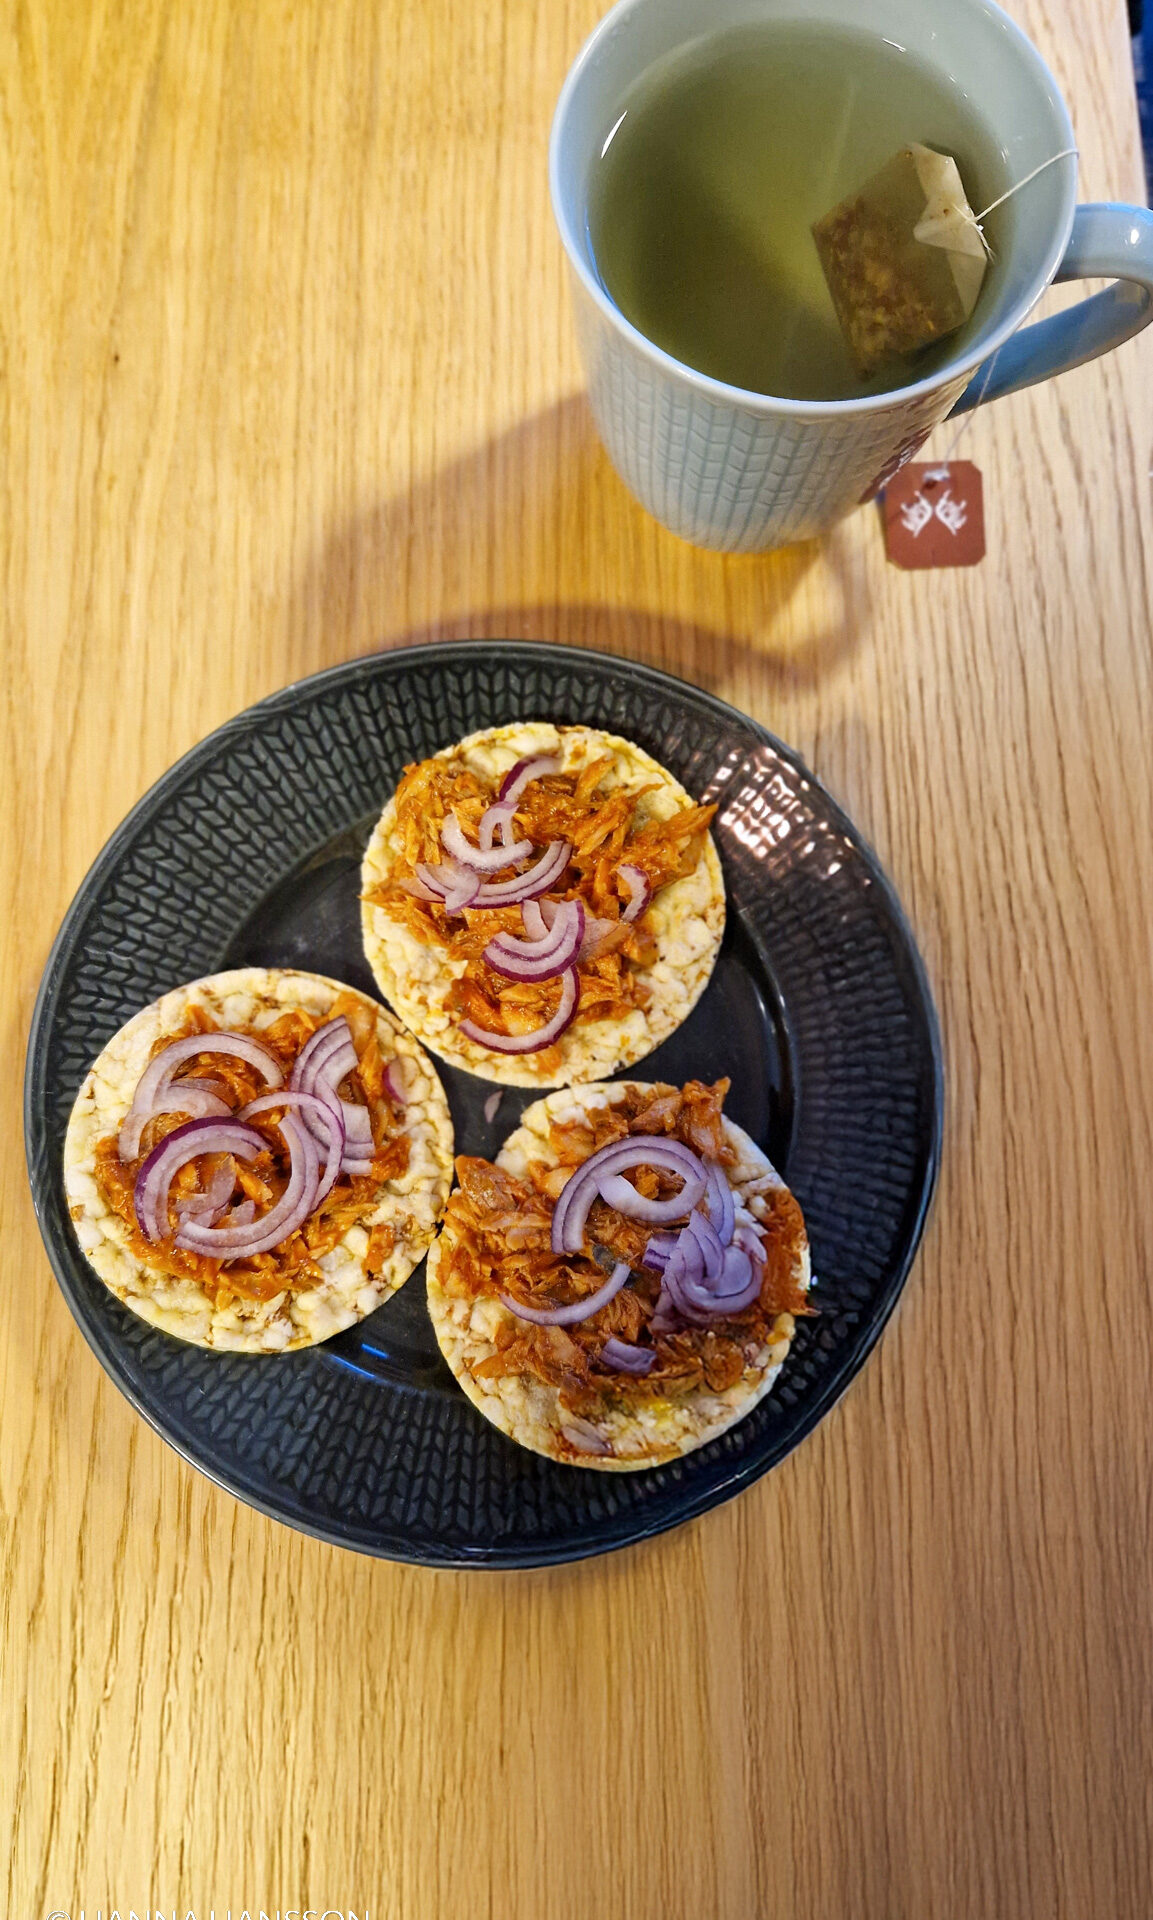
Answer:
[441,810,532,873]
[484,900,585,981]
[414,861,481,914]
[472,839,571,906]
[174,1111,320,1258]
[129,1031,284,1114]
[704,1161,736,1247]
[442,865,483,913]
[240,1089,345,1206]
[174,1155,237,1223]
[550,1135,709,1254]
[642,1231,677,1270]
[733,1223,766,1265]
[291,1018,376,1167]
[134,1118,269,1244]
[618,864,652,921]
[687,1207,726,1273]
[459,967,579,1056]
[119,1084,232,1161]
[660,1216,762,1320]
[600,1337,656,1374]
[597,1167,711,1226]
[560,1418,612,1456]
[383,1058,411,1105]
[497,753,562,804]
[477,801,520,852]
[537,895,616,961]
[120,1032,284,1163]
[499,1260,628,1326]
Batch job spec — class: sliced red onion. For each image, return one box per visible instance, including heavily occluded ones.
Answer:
[340,1105,374,1149]
[499,1260,628,1326]
[443,866,482,914]
[459,967,579,1056]
[441,810,532,873]
[118,1084,232,1161]
[383,1057,411,1105]
[291,1019,352,1086]
[551,1135,709,1254]
[560,1418,612,1457]
[650,1288,683,1335]
[134,1118,269,1244]
[129,1032,284,1117]
[497,753,562,804]
[600,1337,656,1374]
[484,900,585,981]
[472,840,571,906]
[714,1244,760,1309]
[414,860,481,914]
[477,801,519,851]
[704,1161,736,1247]
[533,894,617,960]
[579,916,617,960]
[642,1231,677,1270]
[223,1198,256,1228]
[174,1155,237,1224]
[521,899,549,940]
[597,1167,710,1226]
[661,1220,762,1321]
[687,1207,726,1273]
[399,872,441,902]
[538,895,615,961]
[174,1111,319,1258]
[483,1091,503,1123]
[733,1224,766,1265]
[618,864,652,922]
[120,1032,284,1163]
[291,1018,376,1168]
[240,1090,344,1207]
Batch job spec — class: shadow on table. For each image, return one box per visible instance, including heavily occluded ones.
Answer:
[287,393,872,695]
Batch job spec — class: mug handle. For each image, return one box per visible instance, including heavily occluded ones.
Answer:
[951,203,1153,413]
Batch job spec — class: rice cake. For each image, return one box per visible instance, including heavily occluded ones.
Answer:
[426,1080,810,1469]
[63,967,454,1353]
[360,724,726,1088]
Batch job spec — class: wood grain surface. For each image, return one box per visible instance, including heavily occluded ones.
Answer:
[3,2,1152,1914]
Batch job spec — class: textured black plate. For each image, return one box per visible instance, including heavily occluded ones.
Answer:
[25,642,942,1567]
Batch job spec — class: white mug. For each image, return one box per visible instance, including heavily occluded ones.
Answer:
[550,0,1153,551]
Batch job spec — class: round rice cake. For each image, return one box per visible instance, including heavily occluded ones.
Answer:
[360,723,725,1088]
[63,967,454,1353]
[426,1080,810,1469]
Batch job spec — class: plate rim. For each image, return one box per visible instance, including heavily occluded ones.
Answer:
[24,639,944,1568]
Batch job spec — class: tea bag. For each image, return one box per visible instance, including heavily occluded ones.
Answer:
[812,143,988,376]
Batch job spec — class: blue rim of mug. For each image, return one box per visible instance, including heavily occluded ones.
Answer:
[549,0,1078,418]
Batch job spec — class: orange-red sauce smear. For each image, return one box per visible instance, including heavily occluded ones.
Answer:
[362,753,716,1069]
[92,994,409,1309]
[438,1079,812,1413]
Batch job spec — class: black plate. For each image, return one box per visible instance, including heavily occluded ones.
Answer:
[25,643,942,1567]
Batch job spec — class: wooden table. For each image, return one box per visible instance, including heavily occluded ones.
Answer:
[3,3,1151,1914]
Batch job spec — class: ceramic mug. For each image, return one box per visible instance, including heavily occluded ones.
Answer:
[550,0,1153,551]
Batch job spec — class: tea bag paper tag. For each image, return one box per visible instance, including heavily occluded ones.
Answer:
[883,462,986,568]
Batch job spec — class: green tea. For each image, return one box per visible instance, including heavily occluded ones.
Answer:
[587,22,1009,402]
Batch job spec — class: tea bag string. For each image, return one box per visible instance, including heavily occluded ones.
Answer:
[967,148,1079,257]
[919,146,1079,486]
[921,348,1001,483]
